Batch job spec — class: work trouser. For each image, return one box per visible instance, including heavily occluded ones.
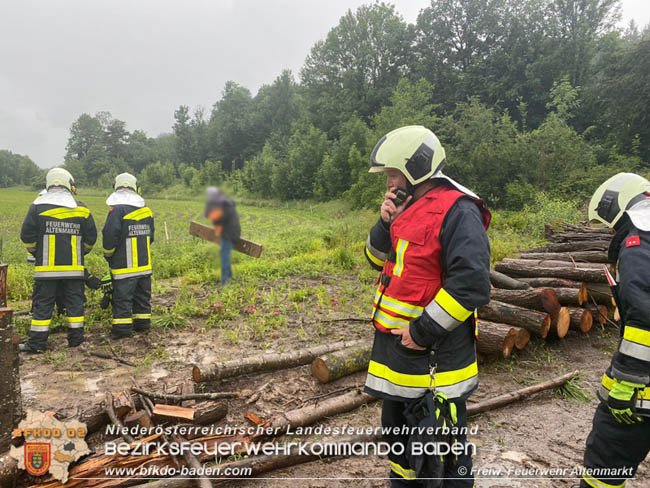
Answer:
[580,403,650,487]
[220,239,233,285]
[382,398,474,487]
[28,279,85,350]
[111,275,151,338]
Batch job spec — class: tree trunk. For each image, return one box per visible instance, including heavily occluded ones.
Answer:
[551,286,587,306]
[512,327,531,350]
[519,251,610,263]
[0,308,20,454]
[311,345,372,383]
[547,307,570,339]
[521,240,610,253]
[584,304,608,325]
[488,288,560,316]
[475,321,516,357]
[567,307,593,334]
[189,221,263,258]
[584,283,615,306]
[478,301,551,338]
[518,277,583,289]
[489,269,531,290]
[493,262,608,283]
[193,339,367,383]
[499,258,605,270]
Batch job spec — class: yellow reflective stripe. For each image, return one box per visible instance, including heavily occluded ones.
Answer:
[390,461,416,480]
[31,319,52,326]
[374,290,423,318]
[131,237,139,268]
[435,288,472,322]
[66,316,84,323]
[365,246,385,268]
[582,472,626,488]
[373,309,410,329]
[623,326,650,347]
[368,360,478,388]
[22,241,36,247]
[71,235,78,267]
[123,207,153,221]
[39,207,90,219]
[48,234,55,267]
[112,318,133,324]
[35,265,84,272]
[601,373,650,399]
[393,239,409,277]
[111,264,152,275]
[133,313,151,319]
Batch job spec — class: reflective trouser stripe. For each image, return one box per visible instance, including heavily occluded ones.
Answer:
[582,472,626,488]
[131,237,139,268]
[393,239,408,277]
[366,373,478,400]
[390,461,416,480]
[133,313,151,319]
[67,316,84,328]
[31,318,51,332]
[112,318,133,324]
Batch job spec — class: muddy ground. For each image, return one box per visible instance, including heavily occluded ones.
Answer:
[15,288,650,488]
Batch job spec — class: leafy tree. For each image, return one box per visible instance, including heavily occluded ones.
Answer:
[0,150,42,187]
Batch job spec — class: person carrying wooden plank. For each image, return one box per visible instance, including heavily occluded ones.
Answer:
[574,173,650,488]
[363,125,491,487]
[102,173,154,339]
[205,186,241,285]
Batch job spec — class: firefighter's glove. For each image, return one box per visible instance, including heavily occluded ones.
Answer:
[86,274,102,290]
[607,379,644,424]
[409,310,445,349]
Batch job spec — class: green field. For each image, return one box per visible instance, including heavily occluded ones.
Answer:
[0,187,568,343]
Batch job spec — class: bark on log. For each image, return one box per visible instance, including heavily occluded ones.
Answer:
[584,304,609,326]
[488,288,560,316]
[193,340,367,383]
[0,453,18,488]
[479,301,551,338]
[311,344,372,383]
[552,286,587,306]
[466,370,580,415]
[512,327,531,350]
[193,402,228,426]
[170,434,213,488]
[0,265,7,307]
[499,258,605,270]
[124,410,152,430]
[0,307,20,454]
[489,269,531,290]
[475,321,516,357]
[521,240,610,253]
[567,307,593,334]
[493,262,608,283]
[548,232,613,242]
[518,277,582,289]
[520,251,609,263]
[131,387,239,402]
[585,283,615,306]
[104,392,135,444]
[547,307,570,339]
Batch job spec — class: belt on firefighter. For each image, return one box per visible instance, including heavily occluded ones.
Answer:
[380,273,391,287]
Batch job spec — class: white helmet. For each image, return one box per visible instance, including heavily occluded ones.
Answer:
[588,173,650,229]
[46,168,75,193]
[114,173,139,193]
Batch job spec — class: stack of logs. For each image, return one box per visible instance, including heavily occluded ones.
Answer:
[481,222,617,357]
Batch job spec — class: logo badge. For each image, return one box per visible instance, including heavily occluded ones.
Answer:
[25,443,51,476]
[626,235,641,247]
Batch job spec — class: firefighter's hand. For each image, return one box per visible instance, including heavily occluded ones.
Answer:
[391,327,426,350]
[607,379,644,424]
[380,190,412,224]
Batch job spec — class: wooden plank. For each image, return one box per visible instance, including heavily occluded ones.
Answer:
[189,221,263,258]
[152,404,195,422]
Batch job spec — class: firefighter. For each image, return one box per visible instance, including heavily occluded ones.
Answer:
[205,186,240,285]
[363,126,491,487]
[573,173,650,488]
[102,173,154,339]
[19,168,97,353]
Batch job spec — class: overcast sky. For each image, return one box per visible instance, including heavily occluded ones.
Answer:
[1,0,648,168]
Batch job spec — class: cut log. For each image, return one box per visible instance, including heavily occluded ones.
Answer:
[467,370,579,415]
[311,344,372,383]
[478,301,551,338]
[547,307,570,339]
[124,410,152,430]
[552,286,587,306]
[193,339,367,383]
[548,232,613,242]
[131,387,239,402]
[153,404,196,422]
[584,283,615,306]
[520,251,609,263]
[584,304,609,326]
[476,321,516,357]
[522,240,610,253]
[104,392,135,444]
[189,221,263,258]
[512,327,531,350]
[488,288,560,316]
[518,277,582,289]
[193,402,228,425]
[494,262,608,283]
[489,269,531,290]
[0,307,20,453]
[567,307,593,334]
[112,391,134,418]
[499,258,605,270]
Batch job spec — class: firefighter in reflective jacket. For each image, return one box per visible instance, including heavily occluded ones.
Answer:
[19,168,97,353]
[573,173,650,488]
[102,173,154,339]
[363,126,491,487]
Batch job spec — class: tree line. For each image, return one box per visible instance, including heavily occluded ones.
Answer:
[4,0,649,208]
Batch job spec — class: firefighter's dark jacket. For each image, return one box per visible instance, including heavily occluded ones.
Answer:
[599,221,650,414]
[205,195,241,244]
[102,205,155,280]
[21,201,97,279]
